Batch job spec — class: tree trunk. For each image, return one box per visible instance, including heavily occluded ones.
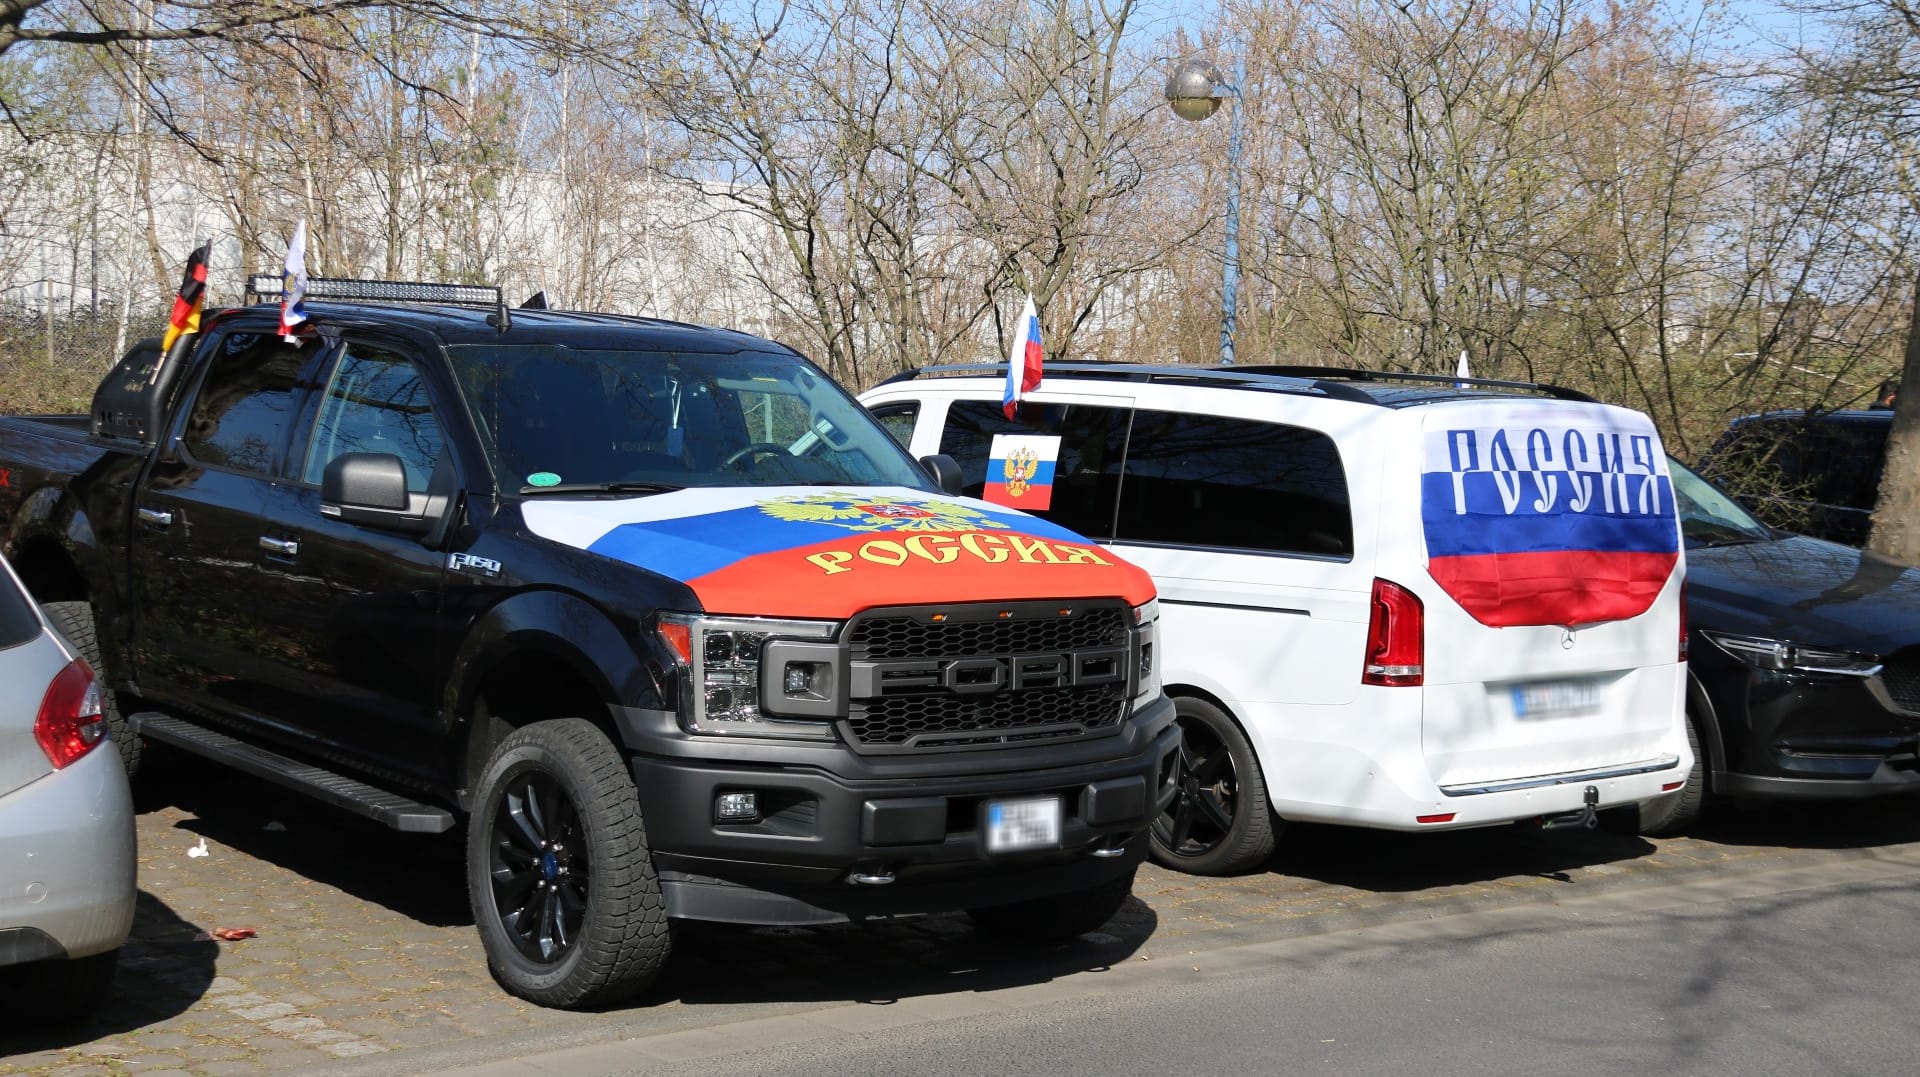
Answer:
[1866,273,1920,564]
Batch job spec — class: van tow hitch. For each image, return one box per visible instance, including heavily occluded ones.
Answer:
[1539,785,1601,831]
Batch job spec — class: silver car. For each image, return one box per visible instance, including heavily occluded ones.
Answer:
[0,555,135,1023]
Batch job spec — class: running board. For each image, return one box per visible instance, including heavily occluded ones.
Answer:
[130,713,456,833]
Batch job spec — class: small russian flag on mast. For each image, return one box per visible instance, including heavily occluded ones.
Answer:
[1002,293,1043,419]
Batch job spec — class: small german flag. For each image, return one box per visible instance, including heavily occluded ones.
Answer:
[160,240,211,352]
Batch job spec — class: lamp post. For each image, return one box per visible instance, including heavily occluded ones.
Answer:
[1166,52,1245,367]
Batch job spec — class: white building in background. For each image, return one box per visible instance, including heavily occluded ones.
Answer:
[0,132,1157,378]
[0,132,797,337]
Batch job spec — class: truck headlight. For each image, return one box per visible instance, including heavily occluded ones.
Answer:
[1703,631,1882,676]
[1132,599,1160,709]
[656,613,841,737]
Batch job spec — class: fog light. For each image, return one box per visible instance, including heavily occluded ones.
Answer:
[715,791,759,822]
[785,664,812,694]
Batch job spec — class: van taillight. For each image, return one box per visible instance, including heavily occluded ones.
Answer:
[1363,578,1424,687]
[35,658,107,769]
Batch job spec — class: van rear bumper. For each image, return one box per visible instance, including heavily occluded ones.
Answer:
[1332,759,1688,831]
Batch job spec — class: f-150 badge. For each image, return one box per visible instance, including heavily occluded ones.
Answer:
[448,552,503,578]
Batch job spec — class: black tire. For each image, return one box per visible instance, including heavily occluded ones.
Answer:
[0,950,117,1026]
[966,868,1136,944]
[466,718,670,1009]
[40,600,141,777]
[1148,697,1276,875]
[1602,710,1707,837]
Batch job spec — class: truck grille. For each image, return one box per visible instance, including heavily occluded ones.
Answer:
[851,608,1127,660]
[844,602,1132,752]
[1881,649,1920,712]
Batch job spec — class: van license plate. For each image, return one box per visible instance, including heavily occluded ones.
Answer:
[1512,680,1603,720]
[984,796,1062,853]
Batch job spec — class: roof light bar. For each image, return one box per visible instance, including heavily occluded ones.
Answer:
[245,274,503,309]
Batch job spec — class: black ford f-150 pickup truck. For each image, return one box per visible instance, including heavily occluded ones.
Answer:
[0,279,1177,1008]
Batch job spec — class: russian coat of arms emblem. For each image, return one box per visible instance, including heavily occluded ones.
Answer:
[757,492,1008,533]
[1004,447,1041,499]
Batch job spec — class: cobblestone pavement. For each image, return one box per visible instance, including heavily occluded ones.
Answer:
[5,750,1918,1076]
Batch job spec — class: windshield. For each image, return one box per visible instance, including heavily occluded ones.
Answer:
[447,345,931,493]
[1669,455,1771,547]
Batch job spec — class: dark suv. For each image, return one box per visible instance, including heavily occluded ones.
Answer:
[1700,410,1891,546]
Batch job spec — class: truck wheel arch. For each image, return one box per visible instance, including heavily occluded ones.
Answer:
[446,589,664,808]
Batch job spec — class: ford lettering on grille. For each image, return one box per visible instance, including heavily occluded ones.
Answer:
[843,602,1133,752]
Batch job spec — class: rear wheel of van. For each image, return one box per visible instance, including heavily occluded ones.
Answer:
[467,718,671,1009]
[40,600,142,777]
[1149,697,1276,875]
[1602,710,1706,837]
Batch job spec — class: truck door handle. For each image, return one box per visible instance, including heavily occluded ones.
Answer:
[137,507,173,528]
[258,536,300,558]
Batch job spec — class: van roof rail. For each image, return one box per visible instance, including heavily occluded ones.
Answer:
[1220,365,1597,403]
[877,361,1595,406]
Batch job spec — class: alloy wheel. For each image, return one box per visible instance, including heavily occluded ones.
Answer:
[1152,716,1238,857]
[487,770,589,963]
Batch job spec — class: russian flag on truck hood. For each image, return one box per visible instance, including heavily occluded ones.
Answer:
[521,486,1155,619]
[1421,402,1680,628]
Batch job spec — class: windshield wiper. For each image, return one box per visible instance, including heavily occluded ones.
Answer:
[518,481,685,496]
[1687,533,1766,550]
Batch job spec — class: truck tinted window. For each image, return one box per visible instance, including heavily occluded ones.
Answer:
[449,345,929,491]
[939,400,1126,538]
[302,344,444,493]
[0,564,38,650]
[1116,411,1352,558]
[182,333,307,475]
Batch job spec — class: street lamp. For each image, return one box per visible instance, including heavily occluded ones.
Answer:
[1166,53,1245,367]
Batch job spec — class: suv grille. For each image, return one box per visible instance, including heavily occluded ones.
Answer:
[844,603,1132,752]
[1881,649,1920,712]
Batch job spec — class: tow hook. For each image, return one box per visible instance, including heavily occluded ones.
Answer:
[849,866,897,886]
[1540,785,1601,831]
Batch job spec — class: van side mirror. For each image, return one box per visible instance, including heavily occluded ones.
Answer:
[920,454,963,496]
[322,452,434,535]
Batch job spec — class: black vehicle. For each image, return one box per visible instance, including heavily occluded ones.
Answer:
[1699,409,1891,546]
[1644,457,1920,832]
[0,279,1176,1009]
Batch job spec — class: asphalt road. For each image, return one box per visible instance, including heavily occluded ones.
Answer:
[8,748,1920,1075]
[439,852,1920,1077]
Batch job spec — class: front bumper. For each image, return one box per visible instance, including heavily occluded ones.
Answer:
[617,695,1180,924]
[0,743,136,965]
[1699,658,1920,799]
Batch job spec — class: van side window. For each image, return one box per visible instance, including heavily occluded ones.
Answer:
[301,344,444,494]
[939,400,1126,538]
[181,332,309,475]
[870,403,919,449]
[1116,411,1352,559]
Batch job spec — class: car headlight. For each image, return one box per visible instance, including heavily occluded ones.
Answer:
[656,613,841,737]
[1703,631,1883,676]
[1132,599,1160,708]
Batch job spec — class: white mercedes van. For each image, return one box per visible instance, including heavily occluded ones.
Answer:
[861,364,1692,874]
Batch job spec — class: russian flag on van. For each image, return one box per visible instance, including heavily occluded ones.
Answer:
[1420,402,1680,628]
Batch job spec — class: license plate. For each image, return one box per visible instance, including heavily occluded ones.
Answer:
[983,796,1062,853]
[1511,679,1603,720]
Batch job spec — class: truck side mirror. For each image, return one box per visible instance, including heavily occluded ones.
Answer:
[920,454,963,496]
[322,452,433,534]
